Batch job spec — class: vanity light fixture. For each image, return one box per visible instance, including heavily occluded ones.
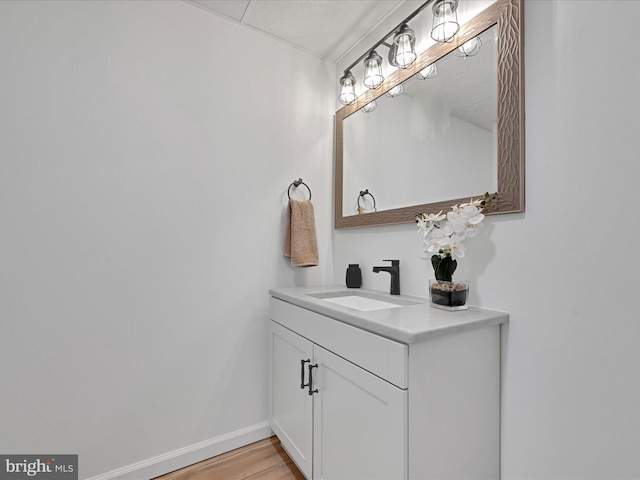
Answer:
[338,71,357,105]
[456,36,482,57]
[336,0,465,105]
[416,63,437,80]
[362,101,378,113]
[363,50,384,89]
[431,0,460,43]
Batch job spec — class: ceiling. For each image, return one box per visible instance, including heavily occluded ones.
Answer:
[184,0,410,63]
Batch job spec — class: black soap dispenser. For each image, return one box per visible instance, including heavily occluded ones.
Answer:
[346,264,362,288]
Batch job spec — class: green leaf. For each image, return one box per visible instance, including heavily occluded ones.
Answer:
[435,256,457,282]
[431,255,441,274]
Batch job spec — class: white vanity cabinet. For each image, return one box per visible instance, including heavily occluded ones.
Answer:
[268,289,506,480]
[269,299,407,480]
[269,320,314,477]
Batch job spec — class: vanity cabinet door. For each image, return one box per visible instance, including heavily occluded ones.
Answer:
[269,321,313,479]
[312,345,407,480]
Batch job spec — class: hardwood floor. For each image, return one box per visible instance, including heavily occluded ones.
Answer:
[154,436,305,480]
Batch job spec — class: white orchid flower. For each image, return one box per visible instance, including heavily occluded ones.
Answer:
[450,204,481,223]
[417,211,445,235]
[441,221,455,237]
[447,205,461,218]
[418,221,435,239]
[417,193,495,269]
[460,198,483,208]
[416,216,428,235]
[446,204,485,237]
[449,239,466,259]
[425,228,445,254]
[461,205,484,223]
[460,214,485,238]
[424,211,446,222]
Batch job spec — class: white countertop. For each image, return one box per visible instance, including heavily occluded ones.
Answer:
[269,285,509,344]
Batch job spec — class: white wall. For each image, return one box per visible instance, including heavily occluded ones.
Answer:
[0,1,333,478]
[333,0,640,477]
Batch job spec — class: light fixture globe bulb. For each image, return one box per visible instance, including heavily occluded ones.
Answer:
[338,71,357,105]
[392,24,417,69]
[431,0,460,43]
[363,50,384,89]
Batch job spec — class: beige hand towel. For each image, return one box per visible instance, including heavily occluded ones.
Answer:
[284,199,319,267]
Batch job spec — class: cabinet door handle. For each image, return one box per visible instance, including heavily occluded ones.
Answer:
[300,359,311,389]
[307,363,318,396]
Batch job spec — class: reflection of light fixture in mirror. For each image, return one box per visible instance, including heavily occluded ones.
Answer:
[416,63,438,80]
[391,24,417,68]
[456,36,482,57]
[362,101,377,113]
[431,0,460,43]
[363,51,383,89]
[386,84,404,98]
[338,71,357,105]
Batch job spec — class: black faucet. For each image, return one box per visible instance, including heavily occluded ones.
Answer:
[372,259,400,295]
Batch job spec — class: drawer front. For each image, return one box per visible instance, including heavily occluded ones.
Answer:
[270,297,408,389]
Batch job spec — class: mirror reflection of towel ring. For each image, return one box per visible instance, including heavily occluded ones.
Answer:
[357,189,377,213]
[287,178,312,200]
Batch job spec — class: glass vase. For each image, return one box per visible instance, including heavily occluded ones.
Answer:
[429,279,469,311]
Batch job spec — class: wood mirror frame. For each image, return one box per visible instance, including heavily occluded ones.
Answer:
[334,0,523,229]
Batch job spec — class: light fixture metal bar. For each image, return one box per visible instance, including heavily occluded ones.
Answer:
[342,0,436,75]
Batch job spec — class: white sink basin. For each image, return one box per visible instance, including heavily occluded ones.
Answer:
[321,295,404,312]
[307,291,419,312]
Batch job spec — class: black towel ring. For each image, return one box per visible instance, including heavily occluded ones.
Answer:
[287,178,312,200]
[358,189,377,212]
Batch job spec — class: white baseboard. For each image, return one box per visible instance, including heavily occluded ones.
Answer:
[85,422,273,480]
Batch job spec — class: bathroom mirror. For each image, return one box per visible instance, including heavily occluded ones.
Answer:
[334,0,523,229]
